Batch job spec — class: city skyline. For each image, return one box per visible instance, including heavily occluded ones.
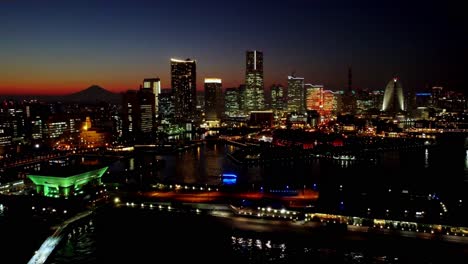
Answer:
[0,0,465,95]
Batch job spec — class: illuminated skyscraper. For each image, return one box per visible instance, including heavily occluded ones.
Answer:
[305,84,323,112]
[158,91,174,123]
[171,58,196,122]
[382,77,405,112]
[122,88,155,141]
[204,78,223,121]
[244,50,264,112]
[287,75,304,113]
[322,90,337,116]
[270,84,285,112]
[142,78,161,116]
[224,88,240,118]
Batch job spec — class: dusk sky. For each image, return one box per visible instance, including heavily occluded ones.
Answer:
[0,0,465,95]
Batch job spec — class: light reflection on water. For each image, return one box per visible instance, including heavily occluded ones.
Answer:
[230,235,399,264]
[465,150,468,170]
[48,225,96,264]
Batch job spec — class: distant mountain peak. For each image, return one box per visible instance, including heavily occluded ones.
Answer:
[80,85,107,92]
[65,85,120,103]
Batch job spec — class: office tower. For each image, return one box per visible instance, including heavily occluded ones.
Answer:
[158,91,175,123]
[142,78,161,115]
[122,88,155,141]
[382,77,405,112]
[322,90,337,116]
[287,75,305,113]
[224,88,240,118]
[305,84,323,112]
[204,78,223,121]
[171,58,196,122]
[244,50,264,112]
[270,84,285,112]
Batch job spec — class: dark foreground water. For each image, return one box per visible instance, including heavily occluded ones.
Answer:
[3,139,467,264]
[48,207,468,264]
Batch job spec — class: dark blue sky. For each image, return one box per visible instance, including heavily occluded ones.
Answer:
[0,0,465,94]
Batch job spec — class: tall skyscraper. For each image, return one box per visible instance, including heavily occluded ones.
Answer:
[158,91,175,123]
[224,88,240,118]
[122,88,155,141]
[171,58,196,122]
[382,77,405,112]
[204,78,223,121]
[143,78,161,116]
[270,84,285,112]
[287,75,305,113]
[305,84,323,112]
[322,90,337,116]
[244,50,264,112]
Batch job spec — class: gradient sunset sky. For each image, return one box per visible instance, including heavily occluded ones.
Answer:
[0,0,465,95]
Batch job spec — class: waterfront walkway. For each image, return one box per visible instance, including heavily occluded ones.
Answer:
[27,210,93,264]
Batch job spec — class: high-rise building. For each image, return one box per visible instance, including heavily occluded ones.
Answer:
[142,78,161,116]
[382,77,405,112]
[322,90,337,116]
[305,84,323,112]
[244,50,264,112]
[158,90,175,123]
[287,75,305,113]
[122,88,155,141]
[171,58,196,122]
[270,84,285,112]
[204,78,223,121]
[224,88,240,118]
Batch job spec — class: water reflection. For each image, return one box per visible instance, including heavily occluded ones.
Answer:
[465,150,468,178]
[424,148,429,168]
[129,158,134,171]
[106,143,467,196]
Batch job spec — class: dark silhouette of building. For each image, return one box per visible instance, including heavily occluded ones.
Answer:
[122,88,155,142]
[158,90,175,123]
[204,78,223,121]
[270,84,286,112]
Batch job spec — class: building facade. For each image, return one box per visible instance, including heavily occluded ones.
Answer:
[287,75,305,113]
[382,78,405,112]
[224,88,240,118]
[270,84,286,112]
[244,50,264,112]
[171,58,196,122]
[142,78,161,116]
[305,84,323,112]
[204,78,223,121]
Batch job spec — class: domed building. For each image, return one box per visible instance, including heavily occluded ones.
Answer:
[382,78,405,112]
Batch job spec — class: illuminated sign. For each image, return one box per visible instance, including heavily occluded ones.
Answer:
[221,173,237,185]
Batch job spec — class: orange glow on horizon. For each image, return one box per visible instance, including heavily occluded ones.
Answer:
[0,83,136,95]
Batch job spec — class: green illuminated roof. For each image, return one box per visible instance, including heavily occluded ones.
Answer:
[28,167,108,188]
